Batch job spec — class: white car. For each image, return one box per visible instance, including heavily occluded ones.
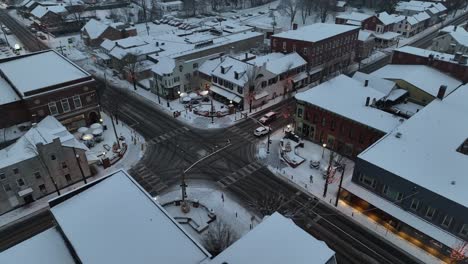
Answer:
[254,126,270,137]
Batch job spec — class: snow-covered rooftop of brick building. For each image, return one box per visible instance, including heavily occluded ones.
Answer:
[272,23,359,42]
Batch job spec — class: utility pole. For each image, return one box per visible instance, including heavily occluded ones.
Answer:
[334,164,346,207]
[323,151,334,198]
[267,127,271,154]
[210,92,214,124]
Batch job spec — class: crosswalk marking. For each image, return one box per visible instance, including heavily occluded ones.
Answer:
[217,160,264,188]
[148,127,190,145]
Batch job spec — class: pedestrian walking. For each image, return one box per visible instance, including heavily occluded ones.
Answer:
[221,193,224,202]
[227,139,231,144]
[235,212,238,218]
[310,175,313,183]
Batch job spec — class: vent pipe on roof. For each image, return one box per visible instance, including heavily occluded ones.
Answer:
[395,132,402,138]
[365,96,370,106]
[292,23,298,30]
[371,98,377,106]
[437,85,447,100]
[364,79,369,87]
[454,25,457,32]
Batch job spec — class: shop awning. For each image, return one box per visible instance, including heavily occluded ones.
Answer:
[292,72,308,83]
[18,188,33,197]
[210,85,242,103]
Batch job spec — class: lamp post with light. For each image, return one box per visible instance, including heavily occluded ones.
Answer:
[321,143,327,158]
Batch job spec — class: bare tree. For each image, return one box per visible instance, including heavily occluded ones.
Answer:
[278,0,299,28]
[244,64,263,113]
[202,220,237,256]
[298,0,313,24]
[313,0,336,23]
[25,138,61,196]
[139,0,150,35]
[123,52,143,91]
[67,0,85,23]
[248,193,288,216]
[182,0,196,17]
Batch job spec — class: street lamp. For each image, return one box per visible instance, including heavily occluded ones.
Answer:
[321,143,327,158]
[177,90,181,103]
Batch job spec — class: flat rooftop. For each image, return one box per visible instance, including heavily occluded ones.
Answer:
[207,212,335,264]
[359,84,468,208]
[0,50,91,97]
[295,75,404,133]
[272,23,359,42]
[50,170,210,264]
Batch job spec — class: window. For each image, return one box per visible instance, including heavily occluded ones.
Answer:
[39,184,46,193]
[65,174,72,183]
[51,155,56,160]
[3,184,11,192]
[292,44,296,52]
[312,114,317,124]
[73,95,82,109]
[237,86,243,94]
[382,185,388,195]
[321,117,326,127]
[441,215,452,228]
[359,173,375,188]
[297,108,303,118]
[261,81,267,88]
[425,207,436,219]
[330,120,335,131]
[34,171,41,179]
[17,178,25,187]
[13,168,19,174]
[410,199,419,211]
[358,133,364,144]
[348,128,354,139]
[61,162,68,169]
[396,192,403,202]
[61,99,70,113]
[303,47,308,55]
[282,41,286,49]
[460,224,468,237]
[48,102,58,115]
[0,173,5,180]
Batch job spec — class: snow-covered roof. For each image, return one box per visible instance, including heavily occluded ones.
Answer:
[406,16,419,25]
[358,30,374,41]
[336,0,347,7]
[295,75,404,133]
[394,46,455,62]
[50,170,211,264]
[207,212,335,264]
[100,38,115,51]
[272,23,359,43]
[358,84,468,208]
[372,31,400,40]
[445,27,468,47]
[352,71,397,95]
[371,65,462,98]
[0,50,90,97]
[211,56,253,87]
[30,5,67,18]
[413,11,430,22]
[377,12,405,25]
[0,116,88,168]
[0,228,74,264]
[152,56,175,75]
[0,77,21,105]
[396,0,446,13]
[82,18,109,40]
[250,52,306,75]
[336,12,372,22]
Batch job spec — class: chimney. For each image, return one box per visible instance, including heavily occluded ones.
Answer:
[156,41,159,47]
[234,71,239,80]
[220,66,225,74]
[292,23,298,30]
[365,96,370,106]
[437,85,447,99]
[371,98,377,106]
[364,80,369,87]
[454,25,457,32]
[245,53,248,60]
[460,55,468,65]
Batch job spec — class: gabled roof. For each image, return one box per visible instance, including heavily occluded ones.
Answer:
[50,170,211,264]
[30,5,67,18]
[413,11,430,22]
[336,12,373,22]
[0,116,88,168]
[82,18,110,40]
[377,12,405,25]
[352,71,397,95]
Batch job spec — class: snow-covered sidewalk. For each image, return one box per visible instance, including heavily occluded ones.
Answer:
[157,180,261,244]
[259,128,446,264]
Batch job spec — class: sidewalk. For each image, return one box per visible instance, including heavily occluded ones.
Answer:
[0,117,145,230]
[259,128,446,264]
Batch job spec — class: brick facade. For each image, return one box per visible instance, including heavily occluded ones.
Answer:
[392,50,468,83]
[295,102,385,158]
[271,28,359,73]
[83,26,138,47]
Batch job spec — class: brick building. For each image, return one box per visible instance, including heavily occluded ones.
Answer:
[294,75,404,158]
[271,23,359,80]
[81,19,138,47]
[0,50,100,131]
[391,46,468,83]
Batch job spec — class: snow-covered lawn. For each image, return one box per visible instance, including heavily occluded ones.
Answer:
[259,126,447,264]
[157,180,261,244]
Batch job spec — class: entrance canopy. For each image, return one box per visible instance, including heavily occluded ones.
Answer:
[18,188,33,197]
[210,85,242,103]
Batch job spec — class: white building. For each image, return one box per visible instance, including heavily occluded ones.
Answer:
[198,52,307,111]
[432,25,468,55]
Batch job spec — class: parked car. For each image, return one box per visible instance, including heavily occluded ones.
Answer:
[37,33,46,40]
[174,22,182,27]
[254,126,270,137]
[310,160,320,169]
[258,11,266,14]
[259,111,277,124]
[152,20,160,25]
